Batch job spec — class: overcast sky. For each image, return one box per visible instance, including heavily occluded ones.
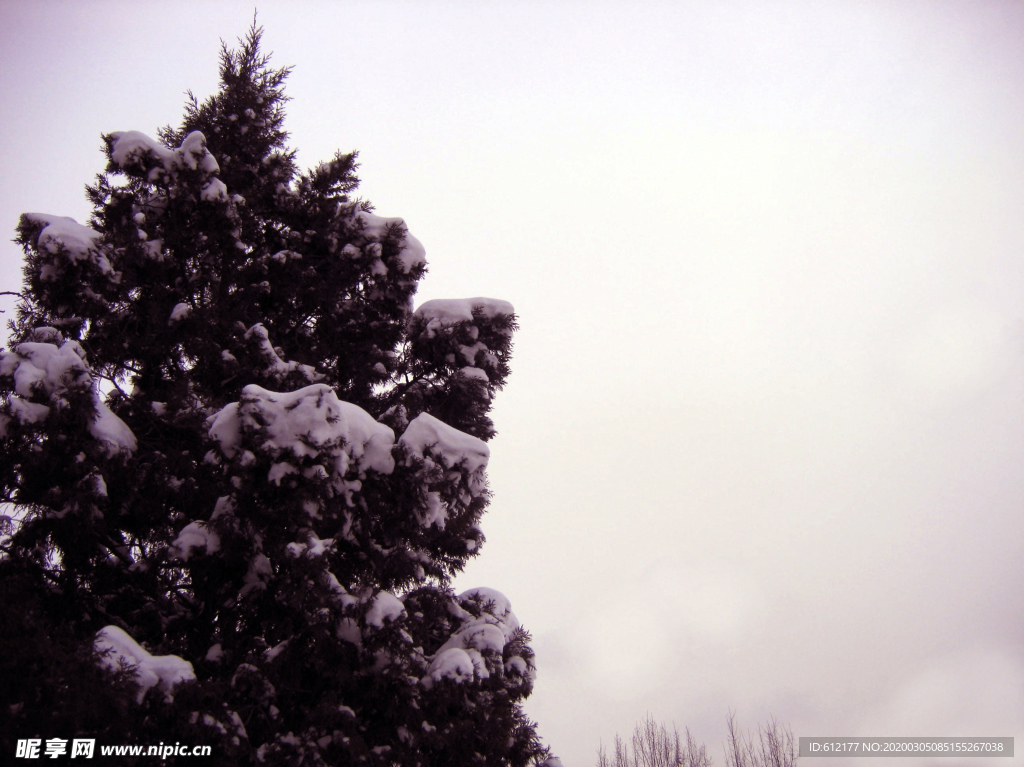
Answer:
[3,2,1024,765]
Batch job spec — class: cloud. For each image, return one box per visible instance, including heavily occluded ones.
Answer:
[562,558,764,698]
[893,302,1014,402]
[852,644,1024,767]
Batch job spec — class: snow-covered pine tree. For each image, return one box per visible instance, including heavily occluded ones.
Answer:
[1,25,558,767]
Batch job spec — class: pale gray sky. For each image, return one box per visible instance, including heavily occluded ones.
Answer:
[3,2,1023,765]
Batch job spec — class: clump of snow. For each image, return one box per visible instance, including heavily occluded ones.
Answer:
[95,626,195,703]
[268,249,301,263]
[337,617,362,646]
[365,591,406,629]
[168,303,191,323]
[459,588,519,641]
[109,131,175,169]
[418,491,447,530]
[264,639,289,662]
[201,178,228,202]
[422,588,521,689]
[168,521,221,561]
[21,214,112,278]
[89,402,137,454]
[0,339,136,453]
[240,554,273,596]
[410,298,515,377]
[267,461,297,485]
[413,298,514,328]
[109,129,220,181]
[143,239,165,260]
[243,323,323,385]
[399,412,489,496]
[423,648,476,685]
[178,131,219,173]
[286,532,334,558]
[1,340,91,397]
[8,398,50,425]
[459,366,490,383]
[208,384,396,483]
[356,211,426,273]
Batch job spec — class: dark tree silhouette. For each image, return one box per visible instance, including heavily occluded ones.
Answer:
[1,24,557,767]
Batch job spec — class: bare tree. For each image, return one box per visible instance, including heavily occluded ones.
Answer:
[598,714,712,767]
[724,711,796,767]
[598,713,794,767]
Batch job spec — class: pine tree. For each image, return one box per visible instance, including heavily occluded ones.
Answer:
[1,25,559,767]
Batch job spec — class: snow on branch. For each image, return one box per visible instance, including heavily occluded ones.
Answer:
[108,129,220,181]
[0,335,136,454]
[208,383,396,482]
[242,323,323,386]
[399,412,489,495]
[409,298,516,389]
[365,590,406,629]
[168,521,221,561]
[414,298,514,329]
[355,211,426,274]
[95,626,195,703]
[422,588,526,688]
[20,214,113,281]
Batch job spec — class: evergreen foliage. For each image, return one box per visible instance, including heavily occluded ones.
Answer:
[1,25,556,767]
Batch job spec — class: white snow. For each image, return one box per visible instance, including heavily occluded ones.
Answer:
[423,648,476,685]
[286,532,334,558]
[143,239,165,260]
[109,129,220,179]
[89,401,138,454]
[179,131,219,173]
[264,639,289,662]
[365,591,406,628]
[94,625,195,703]
[422,588,522,688]
[457,341,488,366]
[8,398,50,424]
[109,131,175,168]
[240,553,273,596]
[413,297,514,328]
[418,490,447,530]
[169,303,191,323]
[209,384,396,478]
[460,588,518,632]
[505,656,529,676]
[399,412,489,494]
[1,340,90,396]
[22,214,112,277]
[169,521,221,560]
[243,323,323,384]
[356,211,426,273]
[459,366,490,383]
[0,340,136,453]
[201,178,228,202]
[444,588,520,649]
[267,461,297,485]
[337,618,362,646]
